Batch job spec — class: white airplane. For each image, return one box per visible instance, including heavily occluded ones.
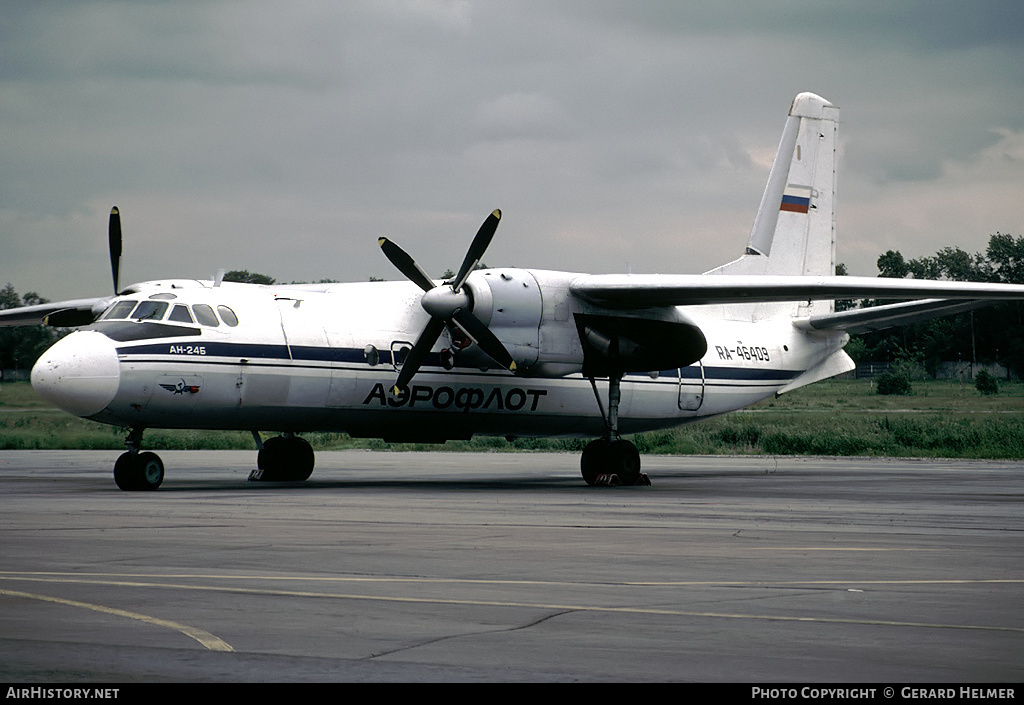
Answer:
[4,92,1024,491]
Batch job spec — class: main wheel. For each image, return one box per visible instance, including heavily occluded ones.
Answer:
[581,439,610,486]
[580,439,641,486]
[286,437,315,481]
[608,440,641,485]
[257,436,315,481]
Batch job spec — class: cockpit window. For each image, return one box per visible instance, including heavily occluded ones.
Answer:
[217,305,239,327]
[192,304,219,327]
[131,301,168,321]
[102,300,138,320]
[168,304,194,323]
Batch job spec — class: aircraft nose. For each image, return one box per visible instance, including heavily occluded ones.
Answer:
[31,331,120,417]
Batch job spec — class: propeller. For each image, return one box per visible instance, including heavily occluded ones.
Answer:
[108,206,122,295]
[47,206,125,326]
[378,209,516,395]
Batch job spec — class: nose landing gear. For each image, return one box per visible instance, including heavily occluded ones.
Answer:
[113,428,164,491]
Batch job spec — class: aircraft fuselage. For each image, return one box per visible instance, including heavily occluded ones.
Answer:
[31,271,847,443]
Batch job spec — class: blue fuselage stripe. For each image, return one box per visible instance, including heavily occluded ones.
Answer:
[116,341,801,384]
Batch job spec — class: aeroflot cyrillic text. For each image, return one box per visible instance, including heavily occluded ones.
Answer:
[363,383,547,411]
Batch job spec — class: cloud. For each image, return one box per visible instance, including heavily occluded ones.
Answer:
[1,2,1022,299]
[841,127,1024,272]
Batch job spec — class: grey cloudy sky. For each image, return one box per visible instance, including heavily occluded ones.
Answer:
[3,1,1023,301]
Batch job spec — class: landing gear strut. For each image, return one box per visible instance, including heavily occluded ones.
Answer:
[581,374,649,487]
[113,428,164,491]
[250,432,315,482]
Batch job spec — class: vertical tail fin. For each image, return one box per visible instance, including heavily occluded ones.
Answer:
[707,92,840,317]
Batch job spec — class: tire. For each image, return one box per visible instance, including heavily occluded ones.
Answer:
[114,451,164,491]
[257,435,314,481]
[114,452,137,491]
[288,438,315,481]
[608,440,641,485]
[135,452,164,490]
[580,439,610,486]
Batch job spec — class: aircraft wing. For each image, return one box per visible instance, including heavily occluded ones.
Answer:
[0,298,107,327]
[570,274,1024,308]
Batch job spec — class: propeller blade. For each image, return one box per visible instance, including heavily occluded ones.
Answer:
[453,310,516,371]
[108,207,122,295]
[378,237,436,292]
[452,209,500,291]
[392,316,447,394]
[380,209,514,391]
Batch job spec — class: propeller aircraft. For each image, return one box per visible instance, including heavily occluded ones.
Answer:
[5,92,1024,491]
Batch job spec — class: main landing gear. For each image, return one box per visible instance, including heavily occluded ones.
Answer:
[113,428,164,491]
[249,432,315,482]
[581,374,650,487]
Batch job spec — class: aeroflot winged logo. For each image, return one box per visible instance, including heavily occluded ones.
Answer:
[159,378,202,395]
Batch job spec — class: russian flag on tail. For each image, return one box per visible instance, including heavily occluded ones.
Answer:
[780,184,812,213]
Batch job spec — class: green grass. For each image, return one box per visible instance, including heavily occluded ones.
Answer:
[755,377,1024,412]
[3,378,1024,458]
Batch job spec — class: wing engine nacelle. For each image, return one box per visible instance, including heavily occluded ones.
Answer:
[574,312,707,377]
[462,269,707,378]
[461,268,543,370]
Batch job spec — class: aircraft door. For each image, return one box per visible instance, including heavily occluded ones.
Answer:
[678,361,705,411]
[390,340,414,370]
[274,297,337,407]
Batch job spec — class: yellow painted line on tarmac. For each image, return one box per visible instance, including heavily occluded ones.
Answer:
[623,579,1024,588]
[2,572,1022,635]
[3,570,1021,588]
[0,588,234,652]
[746,547,944,551]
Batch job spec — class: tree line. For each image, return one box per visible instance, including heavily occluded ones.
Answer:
[3,238,1023,375]
[0,285,60,370]
[842,232,1024,376]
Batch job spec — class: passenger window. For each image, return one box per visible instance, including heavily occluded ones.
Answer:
[217,305,239,327]
[168,304,194,323]
[131,301,168,321]
[192,304,219,327]
[102,300,137,320]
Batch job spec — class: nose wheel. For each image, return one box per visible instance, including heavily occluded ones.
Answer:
[114,426,163,487]
[114,451,164,490]
[113,429,164,490]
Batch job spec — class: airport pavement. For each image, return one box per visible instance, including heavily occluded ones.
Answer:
[0,450,1021,682]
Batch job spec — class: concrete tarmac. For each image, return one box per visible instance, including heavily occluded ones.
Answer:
[0,450,1021,682]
